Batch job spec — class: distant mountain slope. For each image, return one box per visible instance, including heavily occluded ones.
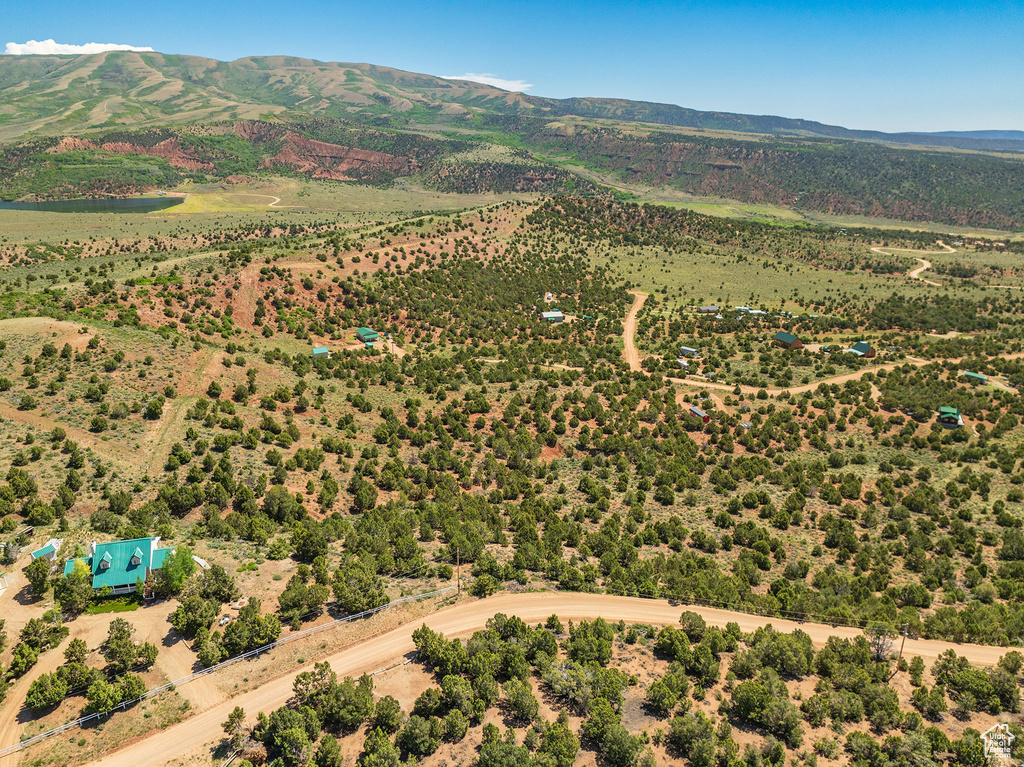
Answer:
[1,51,1023,229]
[919,130,1024,141]
[520,124,1024,229]
[0,51,1020,153]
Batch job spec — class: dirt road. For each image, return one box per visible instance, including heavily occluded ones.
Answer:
[227,193,289,209]
[672,349,1024,398]
[0,600,208,760]
[908,258,941,286]
[622,290,648,372]
[78,592,1013,767]
[871,242,955,287]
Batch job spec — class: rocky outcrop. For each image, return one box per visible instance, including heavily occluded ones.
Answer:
[46,137,97,153]
[47,135,213,170]
[98,139,214,171]
[232,121,284,144]
[261,132,417,179]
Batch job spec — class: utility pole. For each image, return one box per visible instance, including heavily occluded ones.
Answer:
[456,549,461,597]
[896,623,908,667]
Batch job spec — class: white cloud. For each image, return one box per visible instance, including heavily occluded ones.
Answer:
[4,39,155,55]
[441,72,533,92]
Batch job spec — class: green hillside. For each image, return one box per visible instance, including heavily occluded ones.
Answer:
[2,51,1024,229]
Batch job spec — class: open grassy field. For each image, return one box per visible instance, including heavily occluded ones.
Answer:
[0,175,535,246]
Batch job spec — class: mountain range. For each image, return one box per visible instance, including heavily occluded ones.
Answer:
[1,51,1021,151]
[1,51,1023,229]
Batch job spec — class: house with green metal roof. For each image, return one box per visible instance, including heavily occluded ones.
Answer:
[846,341,876,358]
[963,371,987,386]
[355,327,379,343]
[312,346,330,358]
[773,331,803,350]
[61,537,175,595]
[938,406,964,429]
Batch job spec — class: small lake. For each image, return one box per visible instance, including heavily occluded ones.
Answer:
[0,197,185,214]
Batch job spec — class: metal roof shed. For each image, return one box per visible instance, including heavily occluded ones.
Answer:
[31,543,56,560]
[689,406,711,423]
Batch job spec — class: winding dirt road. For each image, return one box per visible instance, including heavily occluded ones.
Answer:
[71,591,1015,767]
[908,258,941,287]
[909,262,937,288]
[671,350,1024,397]
[228,193,290,209]
[871,241,955,287]
[622,290,648,372]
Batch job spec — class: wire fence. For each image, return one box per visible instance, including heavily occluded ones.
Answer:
[41,559,443,703]
[8,577,1016,759]
[0,585,457,758]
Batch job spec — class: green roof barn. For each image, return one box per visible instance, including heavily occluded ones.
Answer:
[30,539,62,562]
[964,371,987,386]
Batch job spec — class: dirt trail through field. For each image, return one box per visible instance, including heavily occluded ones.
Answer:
[871,241,954,287]
[76,591,1014,767]
[670,350,1024,397]
[234,262,262,328]
[143,347,219,476]
[226,193,292,209]
[622,290,648,371]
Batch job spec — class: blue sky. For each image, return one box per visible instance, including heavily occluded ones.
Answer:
[4,0,1022,132]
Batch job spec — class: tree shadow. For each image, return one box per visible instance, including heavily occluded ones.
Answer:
[161,627,206,673]
[210,740,232,761]
[12,582,38,606]
[16,704,42,726]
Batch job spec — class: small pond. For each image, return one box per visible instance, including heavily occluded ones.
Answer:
[0,197,185,213]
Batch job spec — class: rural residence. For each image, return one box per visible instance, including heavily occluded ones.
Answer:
[773,331,803,349]
[846,341,876,358]
[62,537,175,595]
[938,406,964,429]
